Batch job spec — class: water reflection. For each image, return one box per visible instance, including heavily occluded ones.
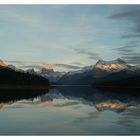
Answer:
[56,87,140,113]
[0,89,49,109]
[0,87,140,135]
[1,86,140,112]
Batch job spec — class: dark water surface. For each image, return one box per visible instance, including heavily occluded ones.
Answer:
[0,86,140,135]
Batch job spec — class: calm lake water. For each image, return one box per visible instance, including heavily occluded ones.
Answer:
[0,86,140,135]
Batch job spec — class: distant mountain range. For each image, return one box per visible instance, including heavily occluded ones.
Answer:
[0,59,49,87]
[57,58,140,88]
[25,68,65,83]
[1,58,140,88]
[92,59,140,88]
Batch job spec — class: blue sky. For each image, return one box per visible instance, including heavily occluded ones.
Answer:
[0,5,140,71]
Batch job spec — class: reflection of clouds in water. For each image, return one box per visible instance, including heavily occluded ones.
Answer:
[2,87,140,135]
[72,105,82,110]
[36,122,94,135]
[4,98,81,109]
[116,107,140,133]
[76,111,101,122]
[116,118,136,131]
[54,101,80,107]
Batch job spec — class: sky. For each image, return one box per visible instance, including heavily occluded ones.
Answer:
[0,5,140,71]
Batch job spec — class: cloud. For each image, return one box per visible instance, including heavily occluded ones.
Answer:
[20,64,53,70]
[121,34,140,39]
[55,64,81,70]
[113,45,140,64]
[76,111,100,122]
[6,60,27,65]
[0,6,48,32]
[22,64,81,70]
[74,48,100,60]
[109,8,140,36]
[115,48,133,53]
[109,7,140,64]
[70,62,83,66]
[109,9,140,19]
[114,44,137,52]
[114,46,140,64]
[121,55,140,64]
[6,60,81,71]
[54,101,80,107]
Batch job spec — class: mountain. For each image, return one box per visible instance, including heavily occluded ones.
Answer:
[130,64,140,74]
[93,71,140,88]
[92,59,140,88]
[0,59,6,67]
[58,69,94,85]
[93,64,140,88]
[3,57,139,87]
[65,65,94,75]
[93,58,129,78]
[8,65,24,72]
[26,68,36,74]
[37,68,65,83]
[0,60,50,86]
[58,59,140,87]
[58,58,129,85]
[0,59,24,72]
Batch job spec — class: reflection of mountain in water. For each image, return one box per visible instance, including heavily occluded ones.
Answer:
[34,87,140,112]
[0,87,140,113]
[0,89,49,107]
[55,87,140,112]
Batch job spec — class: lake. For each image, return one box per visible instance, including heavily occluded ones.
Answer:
[0,86,140,135]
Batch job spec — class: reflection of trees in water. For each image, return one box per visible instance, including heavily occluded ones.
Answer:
[0,87,140,112]
[0,89,49,106]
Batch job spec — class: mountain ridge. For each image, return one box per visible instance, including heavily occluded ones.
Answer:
[1,58,140,87]
[0,59,50,86]
[0,59,7,67]
[58,58,140,86]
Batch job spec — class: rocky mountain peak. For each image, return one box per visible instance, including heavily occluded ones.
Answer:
[0,59,6,67]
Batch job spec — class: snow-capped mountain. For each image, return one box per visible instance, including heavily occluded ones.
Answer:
[130,64,140,74]
[0,59,24,72]
[66,65,94,75]
[92,59,140,88]
[95,58,129,71]
[0,59,50,86]
[37,68,65,83]
[1,58,139,86]
[60,58,129,78]
[58,58,140,85]
[0,59,6,67]
[58,65,95,85]
[93,58,130,78]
